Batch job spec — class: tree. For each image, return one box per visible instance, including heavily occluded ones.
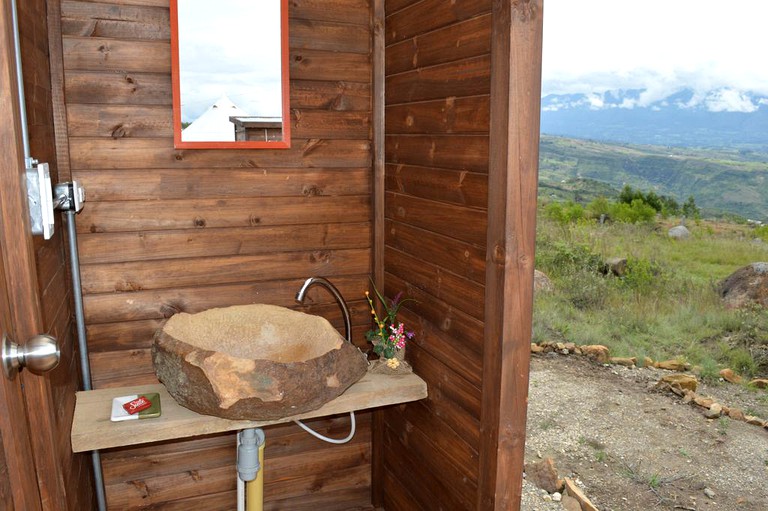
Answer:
[682,195,700,219]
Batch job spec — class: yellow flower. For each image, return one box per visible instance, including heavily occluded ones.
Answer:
[386,358,400,369]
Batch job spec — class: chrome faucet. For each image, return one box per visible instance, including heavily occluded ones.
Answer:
[295,277,352,343]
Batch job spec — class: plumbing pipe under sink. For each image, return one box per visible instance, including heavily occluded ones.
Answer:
[236,277,359,510]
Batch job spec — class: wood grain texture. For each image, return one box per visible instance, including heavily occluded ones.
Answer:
[71,373,427,452]
[478,1,543,509]
[51,1,379,507]
[74,167,371,201]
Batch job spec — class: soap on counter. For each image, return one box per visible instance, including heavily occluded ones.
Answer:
[110,393,161,422]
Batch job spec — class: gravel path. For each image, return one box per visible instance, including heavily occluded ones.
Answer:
[523,353,768,510]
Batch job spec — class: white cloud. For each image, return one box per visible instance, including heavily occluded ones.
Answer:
[543,0,768,105]
[704,89,758,113]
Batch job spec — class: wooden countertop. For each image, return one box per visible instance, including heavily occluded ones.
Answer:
[71,371,427,452]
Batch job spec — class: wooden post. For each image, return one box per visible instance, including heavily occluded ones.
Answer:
[479,0,543,509]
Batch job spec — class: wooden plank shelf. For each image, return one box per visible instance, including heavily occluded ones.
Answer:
[71,371,427,453]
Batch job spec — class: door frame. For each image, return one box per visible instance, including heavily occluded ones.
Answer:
[0,0,67,508]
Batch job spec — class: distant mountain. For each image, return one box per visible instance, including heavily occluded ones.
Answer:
[541,88,768,152]
[538,135,768,222]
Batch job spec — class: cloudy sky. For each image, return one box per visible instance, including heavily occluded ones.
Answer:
[177,0,283,123]
[543,0,768,110]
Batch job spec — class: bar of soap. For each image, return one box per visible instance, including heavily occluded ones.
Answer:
[111,393,161,421]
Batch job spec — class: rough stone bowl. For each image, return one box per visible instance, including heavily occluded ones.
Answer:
[152,304,368,420]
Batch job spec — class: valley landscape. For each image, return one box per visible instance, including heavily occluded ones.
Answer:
[525,87,768,510]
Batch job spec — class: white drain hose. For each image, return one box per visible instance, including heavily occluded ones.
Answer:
[294,412,356,444]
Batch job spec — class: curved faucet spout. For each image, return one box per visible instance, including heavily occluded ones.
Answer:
[295,277,351,343]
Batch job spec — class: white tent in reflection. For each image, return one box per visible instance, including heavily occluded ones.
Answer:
[181,95,248,142]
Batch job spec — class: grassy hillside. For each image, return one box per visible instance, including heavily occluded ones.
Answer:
[538,135,768,222]
[534,214,768,379]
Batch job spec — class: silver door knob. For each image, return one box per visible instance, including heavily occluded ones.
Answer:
[2,333,60,380]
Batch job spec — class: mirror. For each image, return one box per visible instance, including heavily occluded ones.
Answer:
[170,0,290,149]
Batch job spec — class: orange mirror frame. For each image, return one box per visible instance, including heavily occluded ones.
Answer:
[170,0,291,149]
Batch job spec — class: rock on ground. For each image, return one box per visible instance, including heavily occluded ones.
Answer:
[719,262,768,308]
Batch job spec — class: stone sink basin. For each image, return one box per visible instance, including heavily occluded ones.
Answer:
[152,304,368,420]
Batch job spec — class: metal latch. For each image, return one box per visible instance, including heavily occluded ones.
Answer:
[26,158,86,240]
[25,161,55,239]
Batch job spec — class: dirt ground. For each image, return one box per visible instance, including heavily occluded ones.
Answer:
[522,353,768,511]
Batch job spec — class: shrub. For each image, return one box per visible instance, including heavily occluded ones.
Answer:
[545,201,586,225]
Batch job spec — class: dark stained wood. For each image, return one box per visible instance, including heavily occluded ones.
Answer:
[385,0,490,44]
[478,1,543,509]
[51,1,378,505]
[385,246,484,320]
[290,49,371,83]
[60,0,171,39]
[371,0,386,506]
[64,70,172,105]
[68,138,372,169]
[385,54,491,105]
[75,167,371,201]
[385,14,491,74]
[62,36,171,73]
[386,191,487,246]
[78,223,371,263]
[385,134,489,172]
[82,276,370,324]
[385,219,486,285]
[76,196,371,233]
[385,163,488,208]
[385,272,483,357]
[290,109,371,139]
[290,80,371,111]
[290,18,371,53]
[290,0,371,25]
[385,95,490,134]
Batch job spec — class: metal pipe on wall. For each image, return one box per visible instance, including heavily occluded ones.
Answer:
[65,211,107,510]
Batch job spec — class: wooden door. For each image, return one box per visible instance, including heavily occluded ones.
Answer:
[0,0,65,508]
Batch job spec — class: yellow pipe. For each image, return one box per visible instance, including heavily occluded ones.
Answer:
[245,439,265,511]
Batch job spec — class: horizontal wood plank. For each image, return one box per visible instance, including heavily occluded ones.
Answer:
[386,134,489,172]
[385,0,490,44]
[74,167,371,201]
[290,80,371,111]
[61,0,170,40]
[385,191,487,245]
[76,196,371,233]
[290,49,370,83]
[69,137,372,169]
[62,36,170,72]
[385,218,485,285]
[385,163,488,208]
[385,54,490,105]
[64,70,171,105]
[385,14,491,75]
[385,273,484,356]
[385,95,490,134]
[80,248,371,293]
[385,246,484,320]
[78,222,371,263]
[291,18,371,54]
[71,372,428,452]
[83,275,370,324]
[289,0,371,25]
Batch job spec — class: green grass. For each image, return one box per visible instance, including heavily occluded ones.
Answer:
[534,214,768,378]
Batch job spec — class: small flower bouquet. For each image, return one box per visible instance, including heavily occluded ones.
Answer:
[365,283,415,372]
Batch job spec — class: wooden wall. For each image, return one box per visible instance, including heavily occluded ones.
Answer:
[50,0,376,508]
[380,0,492,509]
[19,0,95,508]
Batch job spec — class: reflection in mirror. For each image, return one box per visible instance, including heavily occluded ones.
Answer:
[171,0,290,149]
